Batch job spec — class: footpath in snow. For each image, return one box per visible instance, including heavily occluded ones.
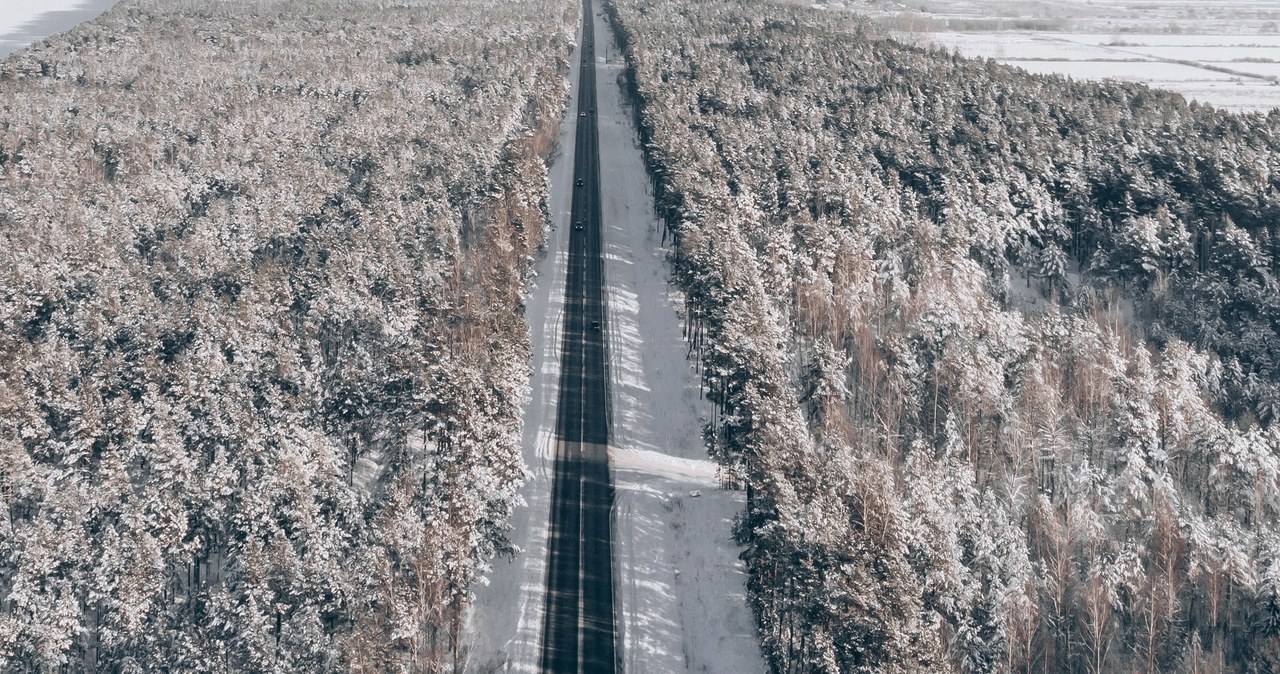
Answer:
[464,4,765,674]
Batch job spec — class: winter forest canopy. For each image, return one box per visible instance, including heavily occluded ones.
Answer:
[8,0,1280,671]
[604,0,1280,671]
[0,0,574,670]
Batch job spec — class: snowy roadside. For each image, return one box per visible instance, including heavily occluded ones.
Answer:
[593,5,766,673]
[465,5,766,672]
[461,14,581,674]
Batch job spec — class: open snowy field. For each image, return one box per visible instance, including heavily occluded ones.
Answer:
[840,0,1280,112]
[0,0,82,35]
[0,0,119,57]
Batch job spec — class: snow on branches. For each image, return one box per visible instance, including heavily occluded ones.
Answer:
[0,0,574,670]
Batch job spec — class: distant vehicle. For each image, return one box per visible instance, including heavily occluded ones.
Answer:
[590,321,601,331]
[574,222,584,230]
[580,111,586,117]
[576,178,584,186]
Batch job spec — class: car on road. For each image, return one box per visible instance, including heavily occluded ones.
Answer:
[590,321,601,331]
[574,222,584,230]
[576,178,584,186]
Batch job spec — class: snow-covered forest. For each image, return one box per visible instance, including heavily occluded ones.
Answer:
[0,0,572,670]
[605,0,1280,671]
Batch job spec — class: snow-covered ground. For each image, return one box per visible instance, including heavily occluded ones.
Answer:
[0,0,119,58]
[919,31,1280,112]
[843,0,1280,112]
[0,1,83,35]
[464,5,765,674]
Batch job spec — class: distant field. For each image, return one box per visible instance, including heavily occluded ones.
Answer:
[0,0,120,57]
[833,0,1280,112]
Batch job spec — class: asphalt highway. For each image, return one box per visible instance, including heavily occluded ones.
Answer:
[539,0,617,671]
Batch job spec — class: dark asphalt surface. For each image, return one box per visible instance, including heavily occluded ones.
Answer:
[540,0,617,672]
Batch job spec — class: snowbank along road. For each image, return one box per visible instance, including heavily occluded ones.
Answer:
[540,0,618,671]
[462,0,765,669]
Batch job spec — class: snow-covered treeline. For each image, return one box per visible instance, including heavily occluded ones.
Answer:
[0,0,573,670]
[605,0,1280,671]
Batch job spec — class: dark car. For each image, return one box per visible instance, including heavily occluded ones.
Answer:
[576,178,584,186]
[590,321,601,331]
[574,222,584,230]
